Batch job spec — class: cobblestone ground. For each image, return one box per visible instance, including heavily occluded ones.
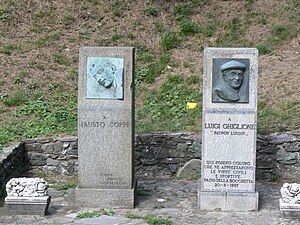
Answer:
[0,179,298,225]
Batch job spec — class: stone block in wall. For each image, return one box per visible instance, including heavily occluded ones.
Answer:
[277,152,298,165]
[53,141,63,154]
[283,142,300,152]
[176,159,201,179]
[66,143,78,155]
[140,158,159,165]
[46,158,59,167]
[26,143,42,153]
[41,143,54,154]
[34,138,54,143]
[161,158,186,164]
[257,144,276,154]
[169,148,186,158]
[191,142,201,158]
[270,133,297,144]
[177,143,189,152]
[57,136,78,142]
[141,147,170,160]
[256,155,274,169]
[29,153,47,166]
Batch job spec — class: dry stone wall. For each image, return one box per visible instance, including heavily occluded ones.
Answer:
[0,130,300,197]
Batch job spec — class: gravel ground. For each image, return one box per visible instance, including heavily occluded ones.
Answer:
[0,179,298,225]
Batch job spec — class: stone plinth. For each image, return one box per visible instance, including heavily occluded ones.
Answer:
[199,48,259,211]
[76,47,136,208]
[6,196,51,215]
[5,177,50,215]
[279,183,300,219]
[280,198,300,219]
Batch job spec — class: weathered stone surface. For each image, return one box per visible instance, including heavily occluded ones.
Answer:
[76,47,136,208]
[25,143,42,153]
[256,155,274,169]
[41,143,54,154]
[57,136,78,142]
[29,153,47,166]
[46,158,59,167]
[277,152,298,165]
[5,196,51,216]
[176,159,200,179]
[270,133,297,144]
[283,142,300,152]
[280,183,300,219]
[53,141,63,154]
[6,177,48,197]
[199,47,259,211]
[5,177,51,215]
[177,143,189,152]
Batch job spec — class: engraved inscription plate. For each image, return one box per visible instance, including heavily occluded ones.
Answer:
[86,57,124,99]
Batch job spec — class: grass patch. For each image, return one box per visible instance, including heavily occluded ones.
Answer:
[76,210,100,219]
[0,88,77,145]
[76,209,115,219]
[3,90,27,107]
[52,182,77,191]
[53,53,70,66]
[257,99,300,134]
[144,6,159,17]
[161,31,179,50]
[136,54,171,84]
[35,32,61,47]
[127,213,173,225]
[0,43,20,55]
[0,7,10,22]
[136,74,202,132]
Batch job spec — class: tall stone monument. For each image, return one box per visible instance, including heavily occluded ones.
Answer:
[76,47,136,208]
[199,48,259,211]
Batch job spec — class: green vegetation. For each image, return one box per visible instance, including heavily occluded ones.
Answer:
[136,74,202,132]
[0,87,77,146]
[154,204,165,209]
[144,6,159,17]
[0,43,20,55]
[76,210,100,219]
[269,175,279,182]
[52,182,77,191]
[161,31,179,50]
[76,208,115,219]
[136,54,171,83]
[126,213,173,225]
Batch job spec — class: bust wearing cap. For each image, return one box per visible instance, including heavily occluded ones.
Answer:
[213,60,246,102]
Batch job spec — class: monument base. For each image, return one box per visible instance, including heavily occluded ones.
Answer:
[279,198,300,219]
[198,191,258,211]
[75,181,137,209]
[5,196,51,215]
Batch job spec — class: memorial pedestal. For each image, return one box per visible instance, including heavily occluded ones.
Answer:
[5,196,51,215]
[199,191,258,211]
[199,48,259,212]
[280,198,300,219]
[77,47,136,208]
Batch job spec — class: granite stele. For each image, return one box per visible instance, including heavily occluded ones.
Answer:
[199,48,259,211]
[76,47,136,208]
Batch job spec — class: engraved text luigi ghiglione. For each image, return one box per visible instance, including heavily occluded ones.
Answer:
[213,60,248,103]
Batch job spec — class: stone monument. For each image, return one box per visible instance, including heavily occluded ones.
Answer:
[280,183,300,219]
[76,47,136,208]
[199,48,259,211]
[5,177,50,215]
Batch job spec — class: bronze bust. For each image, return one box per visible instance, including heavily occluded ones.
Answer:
[212,60,248,103]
